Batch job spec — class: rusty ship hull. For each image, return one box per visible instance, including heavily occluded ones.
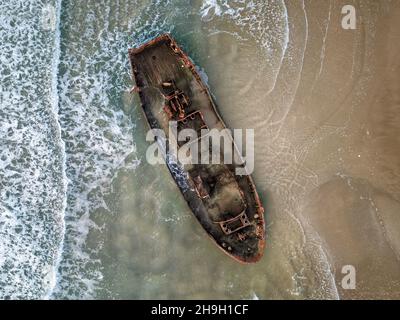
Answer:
[128,34,265,263]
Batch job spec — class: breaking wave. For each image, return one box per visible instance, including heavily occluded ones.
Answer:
[0,0,66,299]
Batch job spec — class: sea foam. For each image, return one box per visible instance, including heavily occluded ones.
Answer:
[0,0,66,299]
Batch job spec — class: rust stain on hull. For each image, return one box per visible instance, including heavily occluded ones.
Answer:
[129,34,266,263]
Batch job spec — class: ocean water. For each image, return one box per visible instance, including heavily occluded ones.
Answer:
[0,0,65,299]
[1,0,400,299]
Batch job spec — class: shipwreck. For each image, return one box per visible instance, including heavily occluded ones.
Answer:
[129,34,265,263]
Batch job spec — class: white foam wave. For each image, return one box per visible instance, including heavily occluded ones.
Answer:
[45,0,67,300]
[0,0,66,299]
[50,2,142,298]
